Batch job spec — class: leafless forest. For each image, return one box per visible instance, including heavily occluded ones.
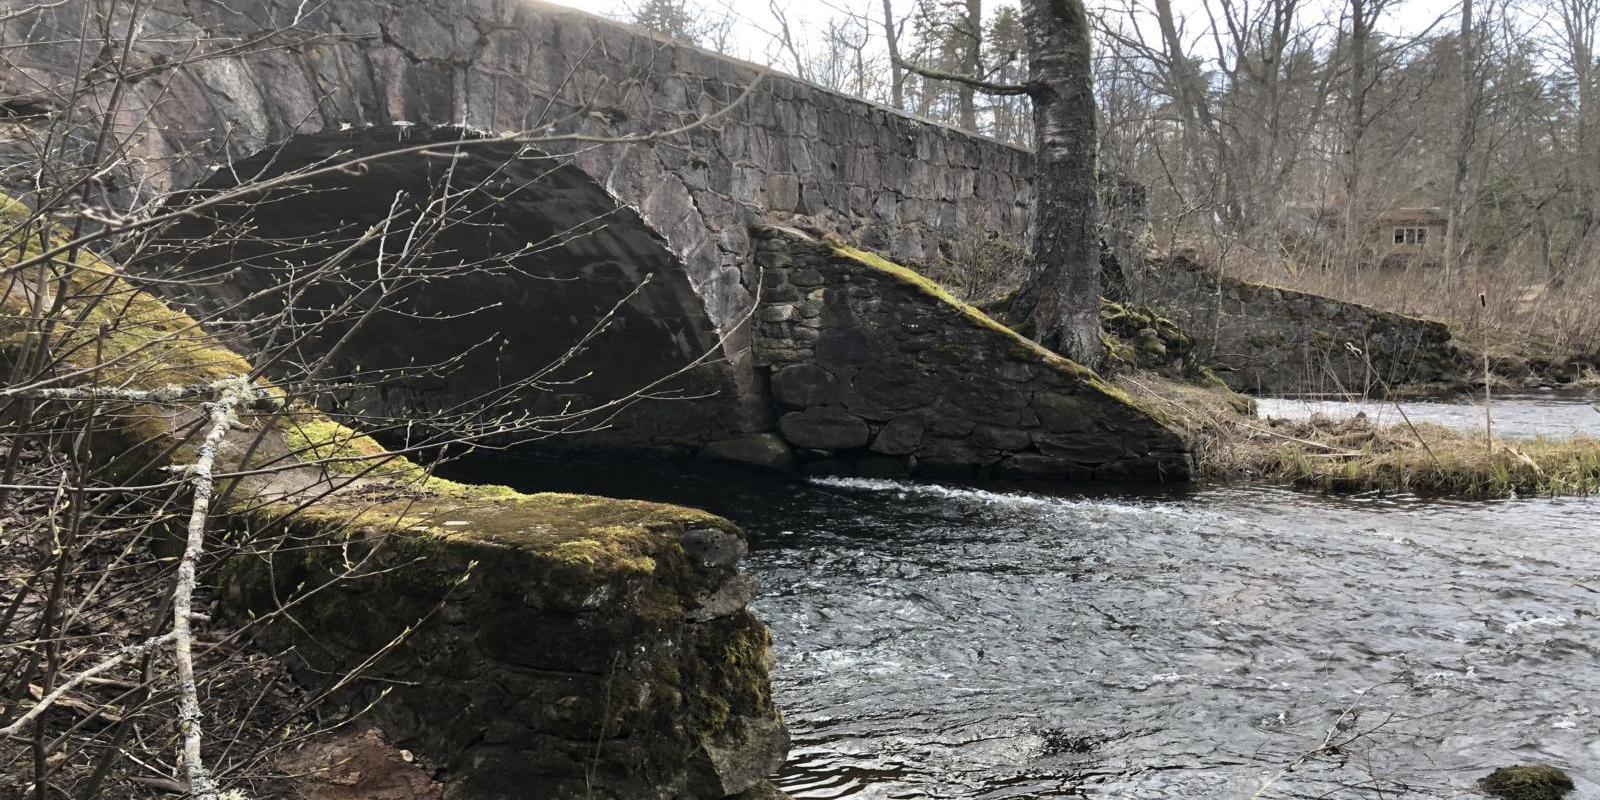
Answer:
[630,0,1600,358]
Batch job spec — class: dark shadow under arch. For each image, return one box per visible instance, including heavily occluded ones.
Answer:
[135,126,751,450]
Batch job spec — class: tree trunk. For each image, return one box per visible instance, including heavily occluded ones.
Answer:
[1444,0,1475,288]
[1011,0,1102,367]
[1342,0,1373,261]
[882,0,905,110]
[958,0,983,130]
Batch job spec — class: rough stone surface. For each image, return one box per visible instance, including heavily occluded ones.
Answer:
[870,416,927,456]
[1,0,1032,333]
[1136,255,1465,394]
[750,227,1191,481]
[144,129,752,452]
[1,0,1036,457]
[770,364,838,409]
[0,247,789,800]
[227,508,789,800]
[778,407,872,450]
[699,433,797,472]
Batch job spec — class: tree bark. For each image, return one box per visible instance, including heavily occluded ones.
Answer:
[1012,0,1102,366]
[1444,0,1475,288]
[958,0,983,130]
[1342,0,1375,260]
[882,0,905,110]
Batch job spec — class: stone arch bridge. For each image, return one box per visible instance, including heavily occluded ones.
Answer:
[1,0,1191,480]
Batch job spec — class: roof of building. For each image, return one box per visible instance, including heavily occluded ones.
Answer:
[1379,207,1448,223]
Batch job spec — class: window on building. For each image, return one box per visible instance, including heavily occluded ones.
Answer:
[1393,227,1427,246]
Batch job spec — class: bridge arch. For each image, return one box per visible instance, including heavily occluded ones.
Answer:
[140,126,755,449]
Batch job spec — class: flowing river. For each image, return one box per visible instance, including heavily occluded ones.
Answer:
[1255,391,1600,440]
[452,396,1600,799]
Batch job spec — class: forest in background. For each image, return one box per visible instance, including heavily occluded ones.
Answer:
[623,0,1600,360]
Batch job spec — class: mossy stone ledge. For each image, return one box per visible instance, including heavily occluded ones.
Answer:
[736,226,1192,482]
[0,211,789,798]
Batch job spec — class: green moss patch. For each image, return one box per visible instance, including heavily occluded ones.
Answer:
[1479,765,1575,800]
[825,241,1173,426]
[1,201,739,584]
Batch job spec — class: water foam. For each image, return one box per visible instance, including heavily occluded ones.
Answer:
[806,475,1162,517]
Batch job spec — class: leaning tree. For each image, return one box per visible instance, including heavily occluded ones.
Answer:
[898,0,1102,366]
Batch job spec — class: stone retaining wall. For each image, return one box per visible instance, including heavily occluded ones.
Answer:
[1138,256,1464,395]
[711,227,1191,481]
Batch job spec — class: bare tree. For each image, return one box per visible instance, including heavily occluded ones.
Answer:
[0,3,768,797]
[1443,0,1480,287]
[883,0,908,109]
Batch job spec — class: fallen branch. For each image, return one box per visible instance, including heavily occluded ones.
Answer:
[0,631,176,738]
[170,376,256,800]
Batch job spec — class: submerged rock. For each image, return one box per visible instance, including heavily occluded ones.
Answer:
[702,433,797,472]
[1478,764,1575,800]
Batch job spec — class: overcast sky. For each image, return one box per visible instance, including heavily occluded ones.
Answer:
[542,0,1466,73]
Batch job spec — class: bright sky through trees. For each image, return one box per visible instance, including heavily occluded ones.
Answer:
[545,0,1462,74]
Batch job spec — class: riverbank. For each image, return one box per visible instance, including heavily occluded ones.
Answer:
[1119,372,1600,499]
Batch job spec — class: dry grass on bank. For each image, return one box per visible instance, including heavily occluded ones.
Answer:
[1235,420,1600,498]
[1118,371,1600,499]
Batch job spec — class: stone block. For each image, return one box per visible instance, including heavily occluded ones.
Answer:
[1033,392,1094,433]
[996,453,1079,477]
[778,407,870,450]
[853,362,936,411]
[971,424,1031,452]
[789,267,826,288]
[764,173,800,212]
[1033,431,1116,463]
[700,433,796,472]
[916,436,1000,468]
[770,364,838,408]
[870,415,925,455]
[760,305,797,323]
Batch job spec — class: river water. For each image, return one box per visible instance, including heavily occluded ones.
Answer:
[451,396,1600,799]
[1256,391,1600,440]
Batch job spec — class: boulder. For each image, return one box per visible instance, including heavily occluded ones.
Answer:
[701,434,797,472]
[1478,765,1575,800]
[778,408,870,450]
[870,415,926,456]
[770,364,838,408]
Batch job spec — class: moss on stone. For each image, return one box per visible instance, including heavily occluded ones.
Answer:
[1479,765,1575,800]
[1,199,740,587]
[0,203,258,478]
[688,610,778,741]
[826,241,1174,426]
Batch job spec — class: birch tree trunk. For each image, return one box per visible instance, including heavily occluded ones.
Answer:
[1015,0,1102,366]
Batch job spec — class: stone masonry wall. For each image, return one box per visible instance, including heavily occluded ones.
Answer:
[714,227,1192,481]
[1,0,1034,334]
[1140,256,1465,395]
